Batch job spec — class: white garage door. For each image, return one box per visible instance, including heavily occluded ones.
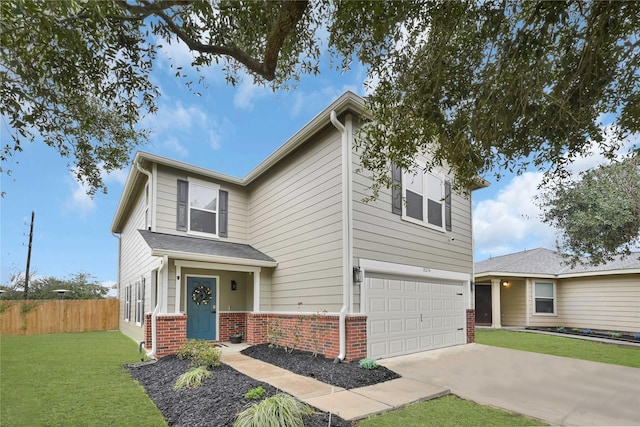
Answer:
[365,274,466,359]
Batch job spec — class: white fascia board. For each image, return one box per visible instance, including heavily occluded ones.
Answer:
[360,259,471,283]
[136,151,243,185]
[152,249,277,268]
[174,259,263,273]
[474,272,556,280]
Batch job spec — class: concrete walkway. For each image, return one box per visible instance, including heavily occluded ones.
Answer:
[379,344,640,426]
[220,351,448,421]
[221,342,640,425]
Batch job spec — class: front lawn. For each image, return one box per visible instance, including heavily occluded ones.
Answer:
[0,331,165,426]
[357,395,547,426]
[476,329,640,368]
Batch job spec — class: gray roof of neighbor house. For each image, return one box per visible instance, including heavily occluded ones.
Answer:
[475,247,640,278]
[138,230,277,267]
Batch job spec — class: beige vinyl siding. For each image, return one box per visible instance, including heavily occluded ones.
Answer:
[500,280,526,326]
[352,152,474,277]
[248,126,344,312]
[554,275,640,332]
[154,164,249,244]
[118,181,157,342]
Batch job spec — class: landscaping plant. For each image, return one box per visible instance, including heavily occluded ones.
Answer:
[176,339,221,368]
[174,366,213,390]
[359,358,378,370]
[245,386,266,400]
[233,393,314,427]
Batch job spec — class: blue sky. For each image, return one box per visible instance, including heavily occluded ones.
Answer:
[0,38,616,289]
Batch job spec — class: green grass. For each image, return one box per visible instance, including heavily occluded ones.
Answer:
[0,331,166,426]
[476,329,640,368]
[358,395,547,426]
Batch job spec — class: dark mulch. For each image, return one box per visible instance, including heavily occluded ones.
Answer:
[127,345,401,426]
[241,343,400,389]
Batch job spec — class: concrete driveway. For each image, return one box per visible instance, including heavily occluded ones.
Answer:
[378,343,640,426]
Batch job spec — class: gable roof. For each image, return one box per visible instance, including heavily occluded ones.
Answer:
[111,91,367,233]
[138,230,277,267]
[475,247,640,279]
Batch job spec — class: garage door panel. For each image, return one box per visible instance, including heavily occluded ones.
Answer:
[366,274,466,359]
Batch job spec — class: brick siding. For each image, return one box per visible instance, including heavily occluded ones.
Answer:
[466,309,475,343]
[246,313,367,361]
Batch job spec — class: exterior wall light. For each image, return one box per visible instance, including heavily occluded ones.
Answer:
[501,281,509,287]
[353,267,363,284]
[231,280,237,291]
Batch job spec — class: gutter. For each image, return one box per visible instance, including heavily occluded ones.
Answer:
[330,110,353,362]
[146,255,167,359]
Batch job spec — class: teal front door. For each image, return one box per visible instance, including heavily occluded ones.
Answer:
[187,277,217,340]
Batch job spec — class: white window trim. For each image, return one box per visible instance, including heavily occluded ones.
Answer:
[187,177,220,238]
[533,281,557,316]
[135,278,145,326]
[144,183,150,230]
[124,284,131,322]
[401,166,447,232]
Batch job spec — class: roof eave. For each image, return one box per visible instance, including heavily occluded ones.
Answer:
[151,248,278,268]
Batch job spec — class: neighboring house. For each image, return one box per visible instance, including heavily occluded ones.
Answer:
[474,248,640,333]
[111,91,486,361]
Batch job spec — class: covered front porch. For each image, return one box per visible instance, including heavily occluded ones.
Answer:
[138,230,277,357]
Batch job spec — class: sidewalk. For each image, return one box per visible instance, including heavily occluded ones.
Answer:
[220,351,448,421]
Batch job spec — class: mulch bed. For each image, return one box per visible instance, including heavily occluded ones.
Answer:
[127,344,400,426]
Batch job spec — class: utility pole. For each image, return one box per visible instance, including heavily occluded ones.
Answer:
[24,211,34,300]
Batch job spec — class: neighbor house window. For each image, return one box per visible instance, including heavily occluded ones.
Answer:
[189,181,219,236]
[534,282,556,314]
[124,284,131,322]
[402,169,447,230]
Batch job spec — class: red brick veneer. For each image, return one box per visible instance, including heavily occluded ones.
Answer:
[219,312,247,341]
[155,314,187,357]
[246,313,368,361]
[466,309,475,343]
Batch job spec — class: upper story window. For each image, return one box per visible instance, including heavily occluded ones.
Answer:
[189,182,219,235]
[401,168,449,231]
[177,178,228,238]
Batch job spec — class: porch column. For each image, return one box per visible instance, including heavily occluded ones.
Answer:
[252,269,261,312]
[175,265,182,314]
[491,278,502,328]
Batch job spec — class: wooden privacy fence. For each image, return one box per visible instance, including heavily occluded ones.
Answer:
[0,299,119,336]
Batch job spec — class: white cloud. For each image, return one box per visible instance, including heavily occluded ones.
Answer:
[290,84,360,117]
[162,136,189,157]
[473,172,557,259]
[143,101,208,133]
[209,129,222,151]
[64,172,96,215]
[99,280,117,298]
[233,77,270,110]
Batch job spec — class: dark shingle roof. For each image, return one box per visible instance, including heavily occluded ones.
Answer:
[138,230,276,264]
[475,247,640,276]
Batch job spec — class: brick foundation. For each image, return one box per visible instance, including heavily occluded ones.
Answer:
[466,309,475,343]
[144,313,152,348]
[155,314,187,357]
[219,312,247,341]
[246,313,367,361]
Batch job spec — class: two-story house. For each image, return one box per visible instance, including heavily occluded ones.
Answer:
[110,91,485,361]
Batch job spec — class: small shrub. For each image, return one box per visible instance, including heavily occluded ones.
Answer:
[234,393,314,427]
[610,331,622,338]
[174,366,212,390]
[634,333,640,339]
[583,329,592,335]
[245,386,266,400]
[556,326,566,333]
[359,358,378,370]
[267,319,283,349]
[571,328,579,332]
[176,339,221,368]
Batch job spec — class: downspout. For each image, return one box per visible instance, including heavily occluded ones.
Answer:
[330,110,352,362]
[146,255,167,359]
